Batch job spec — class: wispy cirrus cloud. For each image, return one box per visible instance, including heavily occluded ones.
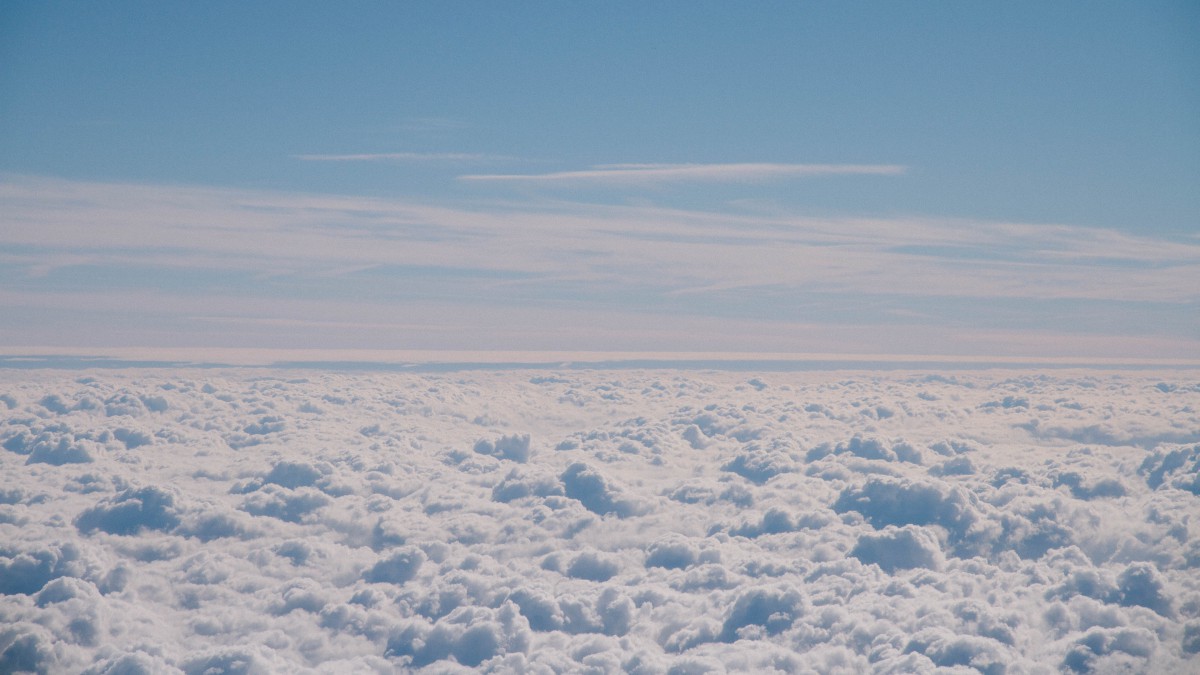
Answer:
[294,151,515,162]
[458,162,907,184]
[3,175,1195,304]
[2,175,1198,358]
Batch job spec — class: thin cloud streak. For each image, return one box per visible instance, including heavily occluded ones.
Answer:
[294,152,512,162]
[459,162,907,184]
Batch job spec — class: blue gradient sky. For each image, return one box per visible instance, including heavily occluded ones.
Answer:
[1,2,1198,360]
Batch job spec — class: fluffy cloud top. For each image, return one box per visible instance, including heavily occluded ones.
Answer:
[1,367,1198,672]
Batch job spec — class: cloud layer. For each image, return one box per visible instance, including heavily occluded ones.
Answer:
[2,367,1199,672]
[2,175,1197,357]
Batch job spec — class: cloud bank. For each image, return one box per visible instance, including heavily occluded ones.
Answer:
[2,367,1198,672]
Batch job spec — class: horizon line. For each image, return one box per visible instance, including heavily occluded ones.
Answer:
[2,347,1197,370]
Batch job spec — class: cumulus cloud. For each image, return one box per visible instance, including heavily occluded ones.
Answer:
[0,543,92,595]
[850,525,944,573]
[1141,445,1200,494]
[364,548,425,585]
[4,423,99,465]
[240,485,331,523]
[560,462,645,518]
[722,442,797,484]
[75,486,182,535]
[719,585,805,643]
[1,367,1198,672]
[386,602,532,668]
[832,477,979,552]
[474,433,531,463]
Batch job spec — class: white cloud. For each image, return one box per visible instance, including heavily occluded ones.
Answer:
[294,152,513,162]
[458,162,907,184]
[3,367,1199,671]
[2,175,1199,357]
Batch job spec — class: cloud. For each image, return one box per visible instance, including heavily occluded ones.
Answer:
[2,175,1199,358]
[240,485,331,523]
[6,429,97,466]
[364,548,425,585]
[560,462,645,518]
[2,355,1200,671]
[832,477,978,551]
[386,602,533,667]
[75,486,182,535]
[644,536,702,570]
[474,433,532,463]
[719,585,806,643]
[1140,445,1200,494]
[722,444,797,484]
[0,543,90,596]
[850,525,944,573]
[458,162,906,184]
[294,152,511,162]
[565,551,621,582]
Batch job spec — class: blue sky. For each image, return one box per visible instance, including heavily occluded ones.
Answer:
[1,1,1198,360]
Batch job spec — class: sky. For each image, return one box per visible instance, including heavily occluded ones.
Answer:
[1,1,1198,361]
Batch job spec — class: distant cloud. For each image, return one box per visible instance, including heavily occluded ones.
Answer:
[2,175,1198,358]
[458,162,907,184]
[294,152,511,162]
[396,117,472,133]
